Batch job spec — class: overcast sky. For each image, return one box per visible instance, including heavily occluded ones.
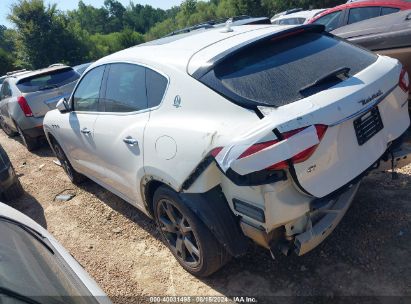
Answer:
[1,0,183,27]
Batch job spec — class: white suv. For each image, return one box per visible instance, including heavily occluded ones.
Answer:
[43,24,411,277]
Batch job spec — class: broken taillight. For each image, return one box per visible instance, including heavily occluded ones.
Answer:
[17,96,33,117]
[399,68,410,93]
[211,125,328,171]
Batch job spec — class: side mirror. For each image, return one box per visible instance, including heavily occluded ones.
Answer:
[56,98,70,113]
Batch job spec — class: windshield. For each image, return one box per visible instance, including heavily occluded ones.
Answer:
[16,68,80,93]
[0,218,98,304]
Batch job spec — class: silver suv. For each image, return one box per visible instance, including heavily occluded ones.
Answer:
[0,66,80,151]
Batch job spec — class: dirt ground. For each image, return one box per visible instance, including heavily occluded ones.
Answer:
[1,130,410,303]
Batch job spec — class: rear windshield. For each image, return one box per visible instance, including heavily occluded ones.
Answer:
[199,32,377,108]
[17,68,80,93]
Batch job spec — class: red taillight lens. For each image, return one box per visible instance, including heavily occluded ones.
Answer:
[17,96,33,117]
[399,68,410,92]
[233,124,328,171]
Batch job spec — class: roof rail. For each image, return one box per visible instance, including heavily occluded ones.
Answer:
[6,69,27,76]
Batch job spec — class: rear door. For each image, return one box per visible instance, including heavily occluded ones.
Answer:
[92,63,167,207]
[16,68,79,117]
[56,65,106,179]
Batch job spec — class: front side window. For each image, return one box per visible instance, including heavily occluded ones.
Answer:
[104,63,147,112]
[73,66,105,112]
[278,17,306,25]
[312,10,342,31]
[348,7,380,24]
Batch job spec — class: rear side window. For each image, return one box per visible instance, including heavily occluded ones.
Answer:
[104,63,147,112]
[146,69,167,108]
[16,68,80,93]
[348,7,380,24]
[199,32,377,108]
[278,18,306,25]
[381,7,400,16]
[0,81,12,99]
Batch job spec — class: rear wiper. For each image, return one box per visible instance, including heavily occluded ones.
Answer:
[0,286,42,304]
[299,67,351,96]
[39,84,58,91]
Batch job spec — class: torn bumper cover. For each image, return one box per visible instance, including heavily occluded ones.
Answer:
[294,182,360,256]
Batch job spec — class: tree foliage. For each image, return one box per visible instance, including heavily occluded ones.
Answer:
[2,0,345,72]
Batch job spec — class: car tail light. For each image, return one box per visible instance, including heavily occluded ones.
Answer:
[399,68,409,92]
[17,96,33,117]
[211,125,328,171]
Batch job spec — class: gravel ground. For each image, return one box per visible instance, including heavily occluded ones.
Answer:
[1,130,410,303]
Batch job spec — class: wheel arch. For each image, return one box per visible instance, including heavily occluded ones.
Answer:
[145,179,250,257]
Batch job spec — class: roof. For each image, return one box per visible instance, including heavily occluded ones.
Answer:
[310,0,411,22]
[92,24,298,74]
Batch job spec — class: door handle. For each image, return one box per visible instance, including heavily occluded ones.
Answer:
[81,128,91,134]
[123,137,138,146]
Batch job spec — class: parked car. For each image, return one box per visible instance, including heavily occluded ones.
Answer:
[0,65,80,151]
[43,23,410,277]
[271,8,303,21]
[332,10,411,102]
[0,143,23,201]
[308,0,411,31]
[0,202,111,303]
[74,62,93,75]
[271,9,326,25]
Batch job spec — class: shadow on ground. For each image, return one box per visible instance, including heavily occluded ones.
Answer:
[6,189,47,229]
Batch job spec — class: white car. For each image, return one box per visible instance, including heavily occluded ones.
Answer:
[271,9,326,25]
[0,202,111,303]
[43,23,411,277]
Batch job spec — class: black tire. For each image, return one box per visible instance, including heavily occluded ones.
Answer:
[16,125,39,151]
[0,119,18,137]
[3,179,24,201]
[153,185,230,277]
[52,140,85,185]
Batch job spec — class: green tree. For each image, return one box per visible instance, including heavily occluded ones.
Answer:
[0,48,14,75]
[9,0,89,68]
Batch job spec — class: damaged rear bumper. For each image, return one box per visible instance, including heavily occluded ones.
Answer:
[294,182,360,256]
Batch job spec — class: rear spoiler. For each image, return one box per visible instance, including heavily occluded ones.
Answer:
[191,24,326,79]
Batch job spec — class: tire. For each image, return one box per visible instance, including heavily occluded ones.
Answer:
[16,125,39,151]
[3,178,24,201]
[52,140,85,185]
[153,185,230,277]
[0,119,18,137]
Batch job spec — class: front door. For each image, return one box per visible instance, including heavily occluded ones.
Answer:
[57,65,106,179]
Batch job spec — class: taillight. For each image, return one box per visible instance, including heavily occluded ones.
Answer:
[211,125,328,171]
[17,96,33,117]
[399,68,409,92]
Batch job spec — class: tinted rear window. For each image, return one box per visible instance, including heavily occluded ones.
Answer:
[200,32,377,108]
[17,68,80,93]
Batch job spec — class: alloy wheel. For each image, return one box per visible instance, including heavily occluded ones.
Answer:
[157,199,201,267]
